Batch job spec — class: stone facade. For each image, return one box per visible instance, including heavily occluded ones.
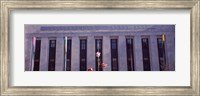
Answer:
[25,25,175,71]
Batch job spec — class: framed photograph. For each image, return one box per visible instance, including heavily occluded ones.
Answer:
[25,24,175,72]
[1,0,199,95]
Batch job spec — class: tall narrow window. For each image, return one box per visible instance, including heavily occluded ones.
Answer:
[111,39,118,71]
[142,38,151,71]
[157,38,166,71]
[95,39,103,71]
[126,38,134,71]
[33,38,41,71]
[66,39,72,71]
[48,39,56,71]
[80,39,87,71]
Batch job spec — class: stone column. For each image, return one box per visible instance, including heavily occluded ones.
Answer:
[118,36,128,71]
[55,37,65,71]
[71,36,80,71]
[87,36,95,70]
[166,34,175,71]
[25,37,33,71]
[39,38,49,71]
[134,35,144,71]
[103,36,111,71]
[149,35,160,71]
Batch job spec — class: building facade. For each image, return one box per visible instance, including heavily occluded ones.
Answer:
[25,25,175,71]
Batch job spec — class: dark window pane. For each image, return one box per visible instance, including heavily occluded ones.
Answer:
[95,39,103,71]
[126,38,134,71]
[111,39,117,49]
[81,40,86,50]
[66,39,72,71]
[111,39,118,71]
[48,40,56,71]
[50,40,56,47]
[157,38,167,71]
[80,39,87,71]
[96,39,102,50]
[142,38,151,71]
[33,39,41,71]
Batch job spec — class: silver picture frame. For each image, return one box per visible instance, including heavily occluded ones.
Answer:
[0,0,199,95]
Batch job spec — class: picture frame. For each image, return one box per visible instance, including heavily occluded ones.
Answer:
[0,0,199,95]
